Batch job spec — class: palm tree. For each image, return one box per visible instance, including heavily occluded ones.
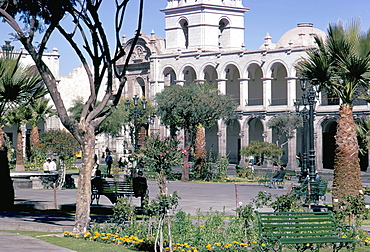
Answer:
[296,20,370,203]
[5,106,33,171]
[0,54,44,209]
[0,56,45,120]
[29,98,55,150]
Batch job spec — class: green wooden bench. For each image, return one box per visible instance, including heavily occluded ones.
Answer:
[255,211,356,252]
[258,172,274,186]
[258,172,285,188]
[284,169,296,180]
[91,180,134,205]
[294,180,328,204]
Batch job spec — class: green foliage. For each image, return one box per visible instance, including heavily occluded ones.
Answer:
[34,129,80,168]
[155,82,237,133]
[251,191,304,212]
[267,112,302,147]
[138,135,184,176]
[215,156,229,180]
[68,97,129,137]
[240,141,283,164]
[336,194,368,227]
[296,20,370,105]
[0,54,45,120]
[111,197,137,225]
[146,192,180,217]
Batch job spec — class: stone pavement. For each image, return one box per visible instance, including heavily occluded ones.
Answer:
[1,167,370,251]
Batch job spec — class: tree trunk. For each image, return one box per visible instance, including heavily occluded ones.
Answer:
[15,126,25,171]
[194,124,206,177]
[181,128,191,181]
[0,127,14,210]
[73,126,95,233]
[332,104,362,206]
[31,126,39,149]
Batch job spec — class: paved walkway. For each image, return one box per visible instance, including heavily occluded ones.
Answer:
[2,167,370,251]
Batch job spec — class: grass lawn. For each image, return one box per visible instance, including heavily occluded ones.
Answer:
[1,230,138,252]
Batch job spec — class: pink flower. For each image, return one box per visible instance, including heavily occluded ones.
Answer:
[166,150,169,153]
[170,162,173,165]
[179,138,184,141]
[181,150,187,155]
[185,162,189,168]
[159,152,163,157]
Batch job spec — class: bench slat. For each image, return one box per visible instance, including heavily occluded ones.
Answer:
[256,211,356,251]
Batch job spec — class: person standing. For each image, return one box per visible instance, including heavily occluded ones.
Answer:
[133,171,148,208]
[43,159,51,173]
[105,152,113,176]
[49,158,58,173]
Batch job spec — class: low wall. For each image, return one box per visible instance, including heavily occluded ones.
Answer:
[11,172,78,189]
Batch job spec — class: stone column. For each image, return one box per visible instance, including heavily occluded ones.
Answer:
[261,78,272,108]
[315,116,323,170]
[286,77,296,108]
[216,79,227,95]
[239,78,249,108]
[218,120,227,157]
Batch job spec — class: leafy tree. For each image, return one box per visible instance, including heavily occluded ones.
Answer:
[296,20,370,204]
[0,0,144,232]
[155,82,237,181]
[240,141,283,165]
[68,97,128,137]
[34,129,81,169]
[267,112,302,148]
[194,123,206,177]
[137,135,184,193]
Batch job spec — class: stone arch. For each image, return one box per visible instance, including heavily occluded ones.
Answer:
[205,122,219,159]
[247,63,263,106]
[269,62,288,106]
[163,66,177,86]
[218,17,230,48]
[134,77,146,97]
[226,119,241,164]
[179,18,189,49]
[248,117,264,143]
[224,64,240,105]
[321,119,337,169]
[202,65,218,86]
[182,65,197,84]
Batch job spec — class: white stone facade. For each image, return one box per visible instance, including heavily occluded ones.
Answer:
[120,0,370,170]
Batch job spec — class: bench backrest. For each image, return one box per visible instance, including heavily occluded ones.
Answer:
[256,211,339,239]
[295,181,328,196]
[101,180,134,196]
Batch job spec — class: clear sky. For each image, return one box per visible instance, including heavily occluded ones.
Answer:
[0,0,369,76]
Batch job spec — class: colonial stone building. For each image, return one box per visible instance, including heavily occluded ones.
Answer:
[3,0,369,170]
[119,0,369,170]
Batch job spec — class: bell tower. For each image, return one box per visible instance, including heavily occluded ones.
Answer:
[161,0,248,51]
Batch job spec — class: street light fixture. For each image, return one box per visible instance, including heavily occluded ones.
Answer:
[2,41,14,56]
[295,78,317,181]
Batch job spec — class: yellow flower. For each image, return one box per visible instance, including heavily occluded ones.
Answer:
[261,243,266,247]
[252,240,257,244]
[306,243,310,246]
[206,244,212,249]
[215,242,221,246]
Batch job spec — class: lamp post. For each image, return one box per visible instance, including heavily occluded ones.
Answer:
[2,41,14,56]
[294,97,308,182]
[125,95,147,153]
[295,79,317,181]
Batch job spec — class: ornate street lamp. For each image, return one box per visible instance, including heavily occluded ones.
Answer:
[294,98,308,182]
[125,95,147,153]
[296,78,317,181]
[2,41,14,56]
